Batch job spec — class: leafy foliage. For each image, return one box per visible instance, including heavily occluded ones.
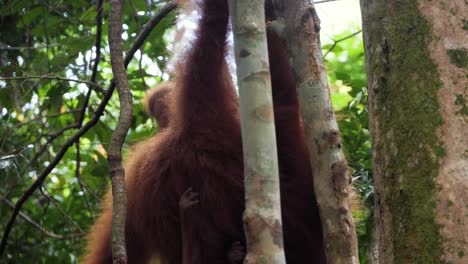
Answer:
[0,0,175,263]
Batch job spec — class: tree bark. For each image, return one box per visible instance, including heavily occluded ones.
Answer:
[271,1,359,263]
[108,0,133,263]
[361,0,467,263]
[228,1,286,263]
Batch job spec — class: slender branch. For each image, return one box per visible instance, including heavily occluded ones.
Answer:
[45,123,81,137]
[11,109,81,129]
[78,0,105,126]
[129,0,148,89]
[129,0,143,28]
[324,30,362,57]
[108,0,135,261]
[138,51,148,89]
[75,147,100,201]
[71,1,104,207]
[0,195,68,239]
[315,0,340,4]
[29,123,81,167]
[90,0,104,85]
[75,142,95,218]
[38,188,85,234]
[0,75,106,91]
[0,44,60,50]
[125,0,177,66]
[0,1,177,256]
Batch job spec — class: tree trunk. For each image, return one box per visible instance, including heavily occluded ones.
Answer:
[228,1,286,263]
[271,1,359,263]
[361,1,467,263]
[108,0,132,262]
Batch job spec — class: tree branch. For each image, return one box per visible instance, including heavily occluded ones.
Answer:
[315,0,341,4]
[107,0,133,261]
[272,1,359,263]
[324,30,362,57]
[77,0,105,126]
[129,0,148,89]
[0,195,70,239]
[228,0,285,262]
[29,123,81,167]
[38,188,85,234]
[75,142,95,218]
[0,75,106,92]
[11,110,81,129]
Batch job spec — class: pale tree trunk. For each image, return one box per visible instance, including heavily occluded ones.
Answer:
[361,0,467,263]
[271,1,359,263]
[228,1,286,263]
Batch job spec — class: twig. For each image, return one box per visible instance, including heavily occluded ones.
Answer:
[75,142,95,218]
[38,188,85,234]
[78,0,105,126]
[11,109,81,129]
[324,30,362,57]
[68,2,104,208]
[29,123,80,167]
[0,44,60,50]
[124,0,177,66]
[315,0,341,4]
[0,195,68,239]
[0,75,106,92]
[75,145,100,201]
[129,0,148,89]
[129,0,143,28]
[0,1,177,256]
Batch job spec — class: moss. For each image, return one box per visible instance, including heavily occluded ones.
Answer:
[449,8,456,16]
[447,49,468,68]
[434,145,446,158]
[368,0,444,263]
[455,94,468,116]
[462,19,468,31]
[446,199,454,208]
[458,250,465,258]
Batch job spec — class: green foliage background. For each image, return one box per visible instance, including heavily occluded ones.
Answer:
[0,0,371,263]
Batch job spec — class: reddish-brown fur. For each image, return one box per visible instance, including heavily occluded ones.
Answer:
[143,82,173,129]
[82,0,325,263]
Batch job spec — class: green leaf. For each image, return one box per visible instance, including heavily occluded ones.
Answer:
[80,6,97,21]
[335,71,351,81]
[21,7,46,26]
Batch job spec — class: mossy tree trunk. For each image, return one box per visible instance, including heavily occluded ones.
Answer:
[360,1,467,263]
[228,1,286,263]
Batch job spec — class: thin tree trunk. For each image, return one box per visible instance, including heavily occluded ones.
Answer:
[228,1,286,263]
[361,0,467,263]
[108,0,133,263]
[271,1,359,263]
